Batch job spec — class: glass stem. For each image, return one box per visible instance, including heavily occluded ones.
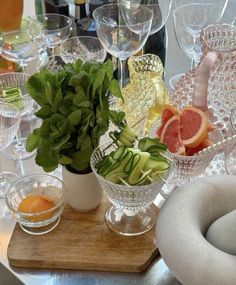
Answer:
[0,159,7,189]
[15,129,25,152]
[191,35,199,69]
[118,59,127,89]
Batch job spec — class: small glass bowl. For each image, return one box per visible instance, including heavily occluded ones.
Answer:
[6,174,65,235]
[60,36,107,64]
[90,142,171,236]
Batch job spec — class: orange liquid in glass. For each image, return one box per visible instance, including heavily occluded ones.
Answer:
[0,0,23,32]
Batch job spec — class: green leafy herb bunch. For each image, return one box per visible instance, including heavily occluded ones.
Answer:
[26,59,123,174]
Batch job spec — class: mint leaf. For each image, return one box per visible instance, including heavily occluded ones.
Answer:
[35,105,52,119]
[26,128,40,152]
[68,110,81,126]
[109,110,125,126]
[108,79,123,101]
[59,155,73,165]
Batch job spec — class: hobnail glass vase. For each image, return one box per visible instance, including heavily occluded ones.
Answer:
[119,54,169,135]
[90,142,171,236]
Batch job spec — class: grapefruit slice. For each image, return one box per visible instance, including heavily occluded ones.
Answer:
[156,104,178,137]
[180,106,208,148]
[160,115,185,155]
[185,139,213,156]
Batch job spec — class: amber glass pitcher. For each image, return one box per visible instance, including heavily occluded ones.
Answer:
[0,0,23,32]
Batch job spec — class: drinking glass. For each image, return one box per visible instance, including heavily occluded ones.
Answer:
[169,0,228,90]
[60,36,107,63]
[0,73,34,161]
[91,142,171,236]
[121,0,172,35]
[93,3,153,88]
[36,14,73,57]
[0,102,21,198]
[0,29,39,73]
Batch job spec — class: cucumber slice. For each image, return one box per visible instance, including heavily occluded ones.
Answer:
[127,151,150,185]
[124,153,140,174]
[112,145,127,160]
[144,157,169,172]
[105,172,127,184]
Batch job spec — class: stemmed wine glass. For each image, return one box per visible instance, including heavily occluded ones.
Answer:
[169,0,228,90]
[36,14,73,58]
[0,29,39,73]
[0,73,34,161]
[93,3,153,88]
[0,102,21,198]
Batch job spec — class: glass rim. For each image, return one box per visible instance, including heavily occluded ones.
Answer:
[35,13,73,32]
[93,3,153,28]
[200,23,236,53]
[0,72,31,79]
[60,35,103,47]
[6,174,65,216]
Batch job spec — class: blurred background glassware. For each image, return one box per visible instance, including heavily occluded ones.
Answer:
[0,29,39,73]
[225,107,236,175]
[36,13,73,57]
[6,174,65,235]
[0,0,23,32]
[90,142,171,236]
[0,102,21,198]
[0,73,35,161]
[36,55,65,73]
[60,36,107,63]
[93,3,153,88]
[169,0,228,90]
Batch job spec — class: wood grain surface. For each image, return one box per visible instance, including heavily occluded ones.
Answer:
[7,197,159,272]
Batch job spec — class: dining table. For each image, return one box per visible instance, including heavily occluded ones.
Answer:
[0,1,234,284]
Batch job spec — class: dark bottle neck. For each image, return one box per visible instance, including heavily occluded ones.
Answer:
[74,0,87,20]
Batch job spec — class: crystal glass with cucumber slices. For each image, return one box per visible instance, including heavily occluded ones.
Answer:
[91,125,172,236]
[0,73,34,160]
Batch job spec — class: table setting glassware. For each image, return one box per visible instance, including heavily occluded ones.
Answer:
[0,29,39,73]
[0,73,34,161]
[36,13,73,57]
[93,3,153,88]
[60,36,107,64]
[160,22,236,198]
[169,0,228,90]
[90,141,171,236]
[0,102,21,198]
[6,174,65,235]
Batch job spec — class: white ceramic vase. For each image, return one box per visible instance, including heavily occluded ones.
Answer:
[62,166,103,212]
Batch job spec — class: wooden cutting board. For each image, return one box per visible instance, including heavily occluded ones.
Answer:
[7,197,159,272]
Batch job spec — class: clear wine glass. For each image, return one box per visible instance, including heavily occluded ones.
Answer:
[60,36,107,64]
[93,3,153,88]
[121,0,172,36]
[0,73,34,161]
[169,0,228,90]
[36,14,73,57]
[91,142,171,236]
[0,29,39,73]
[0,102,21,198]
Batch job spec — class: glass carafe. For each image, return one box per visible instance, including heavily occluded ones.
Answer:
[193,23,236,136]
[119,54,169,135]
